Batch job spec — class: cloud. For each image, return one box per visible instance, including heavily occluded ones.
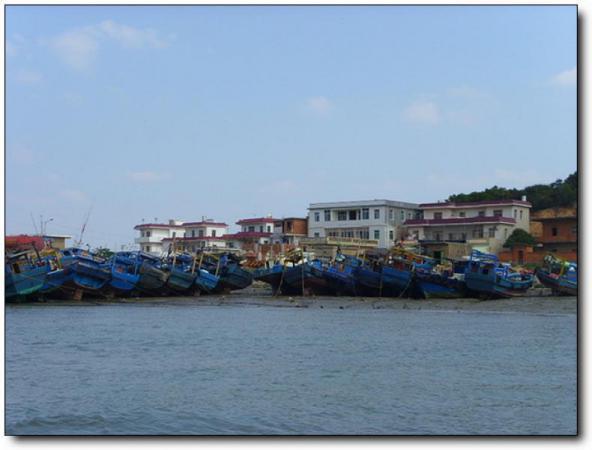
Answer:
[14,69,43,84]
[48,20,171,70]
[306,96,332,115]
[551,67,576,86]
[404,99,441,125]
[50,28,99,70]
[59,189,89,203]
[127,171,169,182]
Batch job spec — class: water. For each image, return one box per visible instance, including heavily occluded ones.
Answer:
[5,302,576,435]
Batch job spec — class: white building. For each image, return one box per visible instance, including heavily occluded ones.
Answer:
[403,199,532,254]
[225,217,277,249]
[134,219,229,255]
[307,200,421,249]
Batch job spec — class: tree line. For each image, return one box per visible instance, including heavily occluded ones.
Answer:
[447,172,577,211]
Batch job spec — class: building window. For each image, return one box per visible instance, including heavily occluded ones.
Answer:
[504,228,508,238]
[400,210,405,220]
[388,209,393,220]
[407,212,412,219]
[314,212,320,222]
[146,231,151,237]
[374,230,380,240]
[348,210,357,221]
[191,230,195,237]
[459,212,465,218]
[434,212,443,220]
[514,209,517,218]
[267,225,271,232]
[488,227,495,238]
[337,211,347,221]
[519,210,523,220]
[362,208,369,220]
[374,209,380,219]
[461,233,467,240]
[448,233,454,241]
[435,233,441,241]
[146,246,151,252]
[478,211,485,217]
[212,230,216,237]
[389,230,394,240]
[493,210,502,217]
[198,229,203,237]
[248,226,255,232]
[552,227,558,236]
[314,232,320,238]
[324,210,331,221]
[172,232,176,238]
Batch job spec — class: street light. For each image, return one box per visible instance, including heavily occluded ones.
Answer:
[42,218,54,236]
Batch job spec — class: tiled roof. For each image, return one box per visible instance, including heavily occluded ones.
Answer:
[162,236,225,241]
[420,199,531,208]
[404,216,517,226]
[236,217,277,224]
[134,223,184,230]
[225,231,272,239]
[183,221,228,227]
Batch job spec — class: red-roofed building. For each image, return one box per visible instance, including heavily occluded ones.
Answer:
[403,198,532,256]
[134,218,228,254]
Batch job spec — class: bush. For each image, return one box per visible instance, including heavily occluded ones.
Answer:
[504,229,536,248]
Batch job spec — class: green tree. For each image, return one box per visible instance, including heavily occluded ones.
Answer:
[503,229,537,248]
[93,247,115,259]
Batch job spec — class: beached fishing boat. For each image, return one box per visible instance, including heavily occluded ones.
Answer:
[280,260,332,296]
[5,251,52,302]
[535,255,577,296]
[322,255,362,296]
[252,263,285,294]
[195,268,220,294]
[413,267,467,299]
[464,250,533,299]
[58,248,111,299]
[109,253,141,296]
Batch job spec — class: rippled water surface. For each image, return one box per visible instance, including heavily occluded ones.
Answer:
[5,302,576,435]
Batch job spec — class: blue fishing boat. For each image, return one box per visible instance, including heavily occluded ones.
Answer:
[109,253,141,296]
[464,250,533,299]
[322,255,362,296]
[252,263,285,294]
[5,251,52,302]
[115,251,168,296]
[195,268,220,294]
[216,262,253,292]
[280,260,332,296]
[413,265,467,299]
[58,248,112,299]
[535,255,577,296]
[162,253,198,295]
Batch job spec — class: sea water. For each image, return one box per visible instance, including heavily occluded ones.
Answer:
[5,302,576,435]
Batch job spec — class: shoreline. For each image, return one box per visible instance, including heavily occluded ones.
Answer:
[7,286,577,315]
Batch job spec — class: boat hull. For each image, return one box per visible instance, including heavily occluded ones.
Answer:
[5,264,51,302]
[535,269,577,296]
[136,262,168,295]
[413,273,466,299]
[166,268,197,294]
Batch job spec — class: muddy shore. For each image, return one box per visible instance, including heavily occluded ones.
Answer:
[13,285,577,315]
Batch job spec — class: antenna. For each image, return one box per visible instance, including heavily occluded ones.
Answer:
[76,205,93,247]
[30,213,40,236]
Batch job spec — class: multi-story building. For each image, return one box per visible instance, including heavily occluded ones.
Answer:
[530,205,577,261]
[404,198,532,255]
[271,217,308,245]
[307,200,421,249]
[225,217,277,249]
[134,219,228,254]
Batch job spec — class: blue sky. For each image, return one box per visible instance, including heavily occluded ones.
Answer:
[6,5,577,249]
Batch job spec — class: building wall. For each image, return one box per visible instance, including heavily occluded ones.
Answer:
[423,205,530,231]
[540,218,577,244]
[308,201,419,248]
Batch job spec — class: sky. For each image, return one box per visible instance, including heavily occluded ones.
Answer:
[5,5,577,249]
